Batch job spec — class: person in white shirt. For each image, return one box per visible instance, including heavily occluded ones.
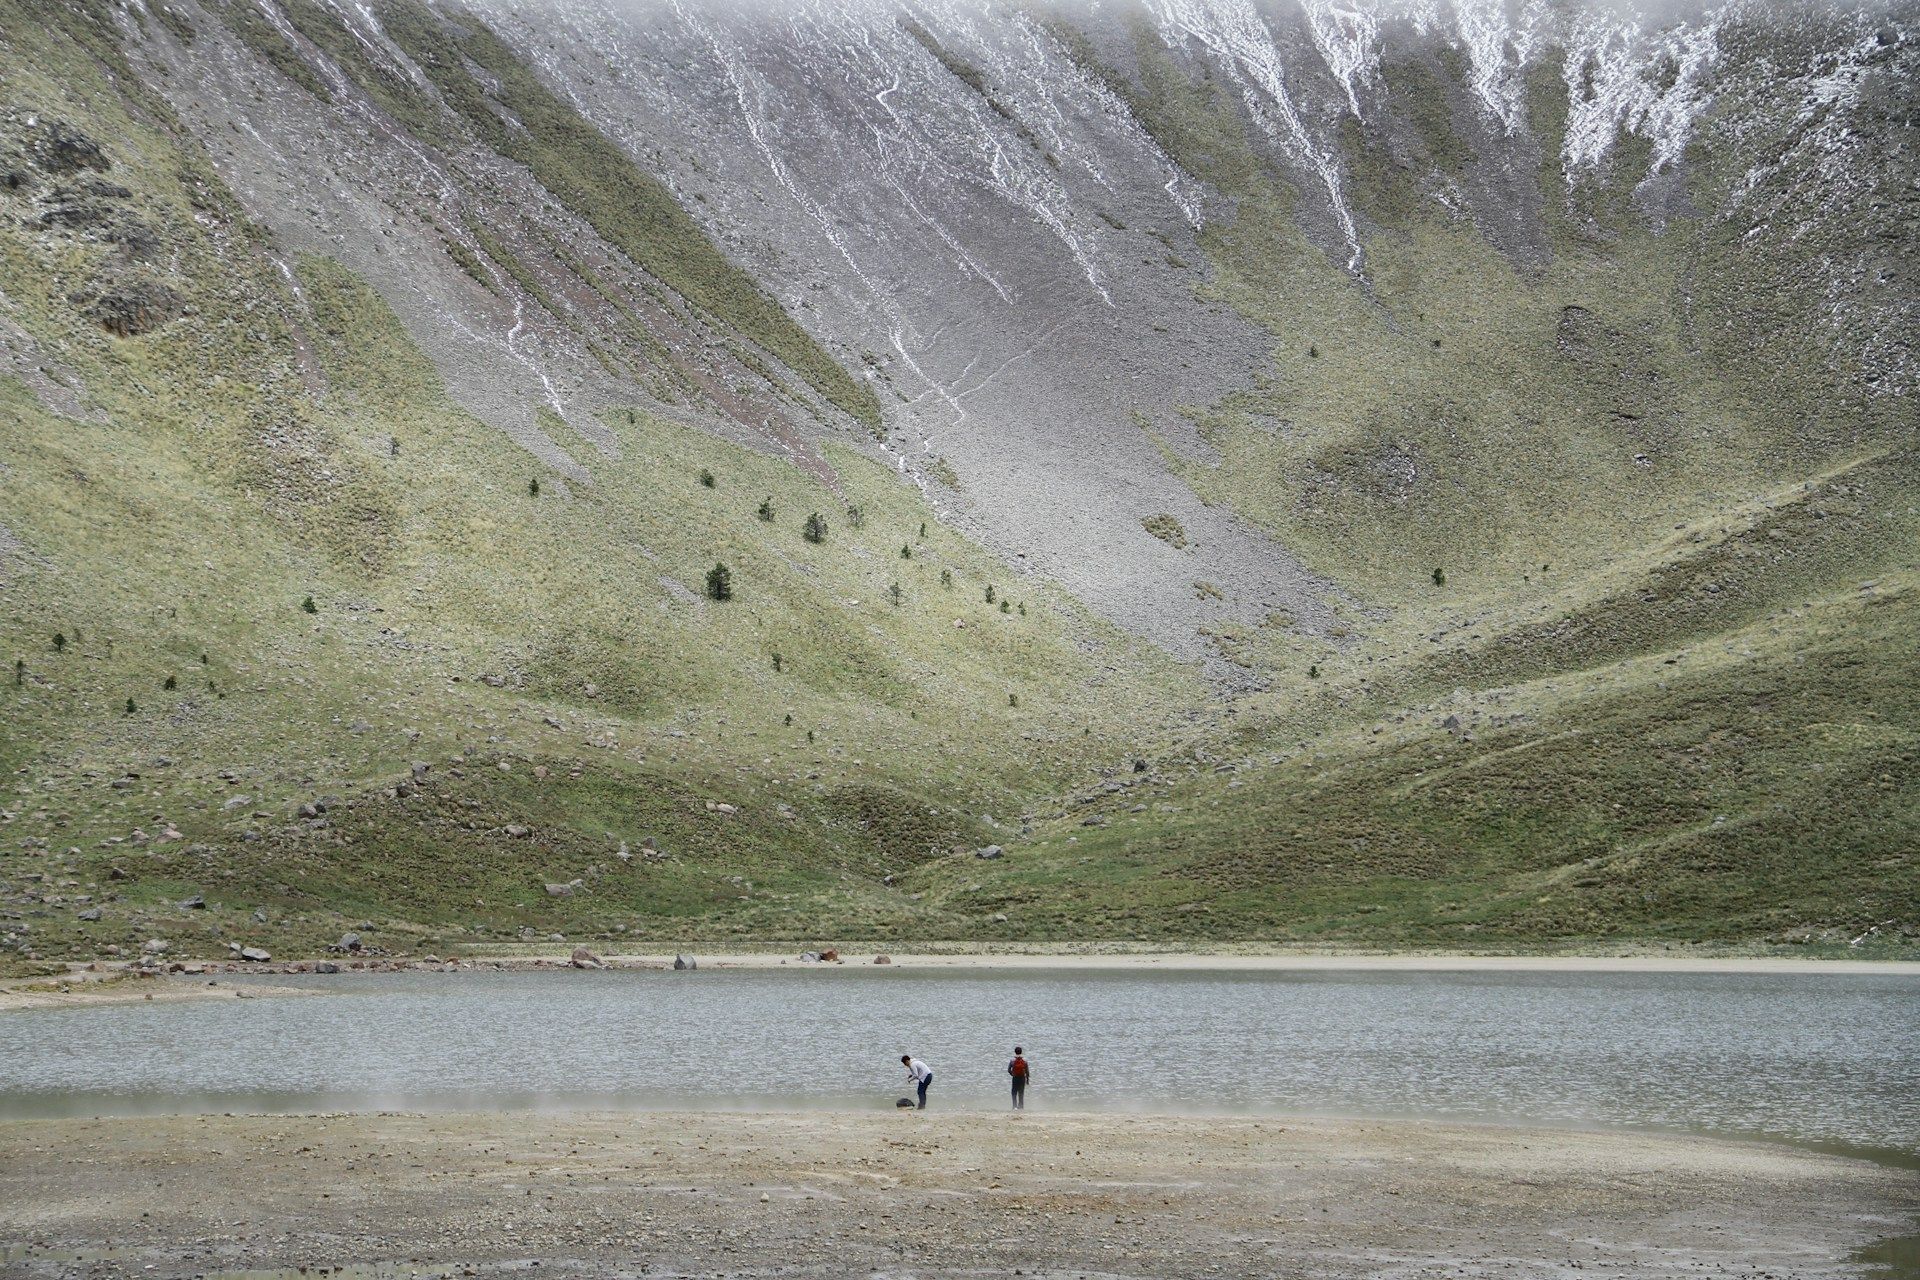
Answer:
[901,1054,933,1109]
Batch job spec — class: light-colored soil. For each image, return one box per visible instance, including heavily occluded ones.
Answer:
[0,1110,1911,1279]
[0,971,316,1013]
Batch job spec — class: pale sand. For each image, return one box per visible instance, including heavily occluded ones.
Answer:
[0,1110,1912,1278]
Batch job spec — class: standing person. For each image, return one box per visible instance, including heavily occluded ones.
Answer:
[902,1054,933,1109]
[1007,1046,1030,1110]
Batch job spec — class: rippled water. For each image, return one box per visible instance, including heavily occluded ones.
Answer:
[1,967,1915,1156]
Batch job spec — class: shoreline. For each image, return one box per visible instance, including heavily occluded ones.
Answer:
[3,946,1912,1011]
[1,1108,1910,1278]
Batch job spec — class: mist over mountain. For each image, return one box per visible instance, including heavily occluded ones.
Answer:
[0,0,1912,962]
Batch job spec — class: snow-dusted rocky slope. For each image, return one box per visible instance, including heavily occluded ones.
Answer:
[83,0,1914,661]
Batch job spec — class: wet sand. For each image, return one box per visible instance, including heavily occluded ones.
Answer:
[0,1110,1912,1278]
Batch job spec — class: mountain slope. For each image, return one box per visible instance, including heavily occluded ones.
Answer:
[0,0,1913,965]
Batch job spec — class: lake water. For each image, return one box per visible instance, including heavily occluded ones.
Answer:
[1,966,1915,1158]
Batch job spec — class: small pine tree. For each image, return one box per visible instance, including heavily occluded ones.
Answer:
[783,713,792,726]
[529,477,540,497]
[200,653,209,665]
[940,569,953,588]
[918,522,926,538]
[1008,693,1019,708]
[889,582,903,607]
[1308,344,1319,358]
[806,729,814,744]
[162,675,177,691]
[900,544,911,559]
[999,600,1010,613]
[772,652,783,673]
[705,562,733,601]
[699,468,716,488]
[846,505,865,530]
[803,513,827,544]
[13,659,23,687]
[1017,602,1026,616]
[301,596,317,614]
[984,585,996,604]
[1308,665,1320,679]
[52,633,65,653]
[1432,567,1446,587]
[124,697,136,715]
[757,497,774,523]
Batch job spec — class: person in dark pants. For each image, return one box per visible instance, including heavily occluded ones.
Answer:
[902,1054,933,1109]
[1007,1046,1030,1110]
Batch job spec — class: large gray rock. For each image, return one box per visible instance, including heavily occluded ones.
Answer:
[673,954,697,971]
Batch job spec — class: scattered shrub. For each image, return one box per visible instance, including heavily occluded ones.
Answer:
[699,468,716,488]
[1008,693,1019,708]
[889,583,903,607]
[51,633,66,653]
[803,513,828,544]
[162,675,177,690]
[1143,513,1188,548]
[846,505,866,530]
[301,596,317,614]
[124,698,136,715]
[1432,567,1446,587]
[1308,665,1320,678]
[772,652,783,673]
[705,562,733,601]
[999,600,1010,614]
[940,569,953,588]
[985,585,996,604]
[757,497,774,522]
[900,544,912,559]
[12,659,22,687]
[529,477,541,497]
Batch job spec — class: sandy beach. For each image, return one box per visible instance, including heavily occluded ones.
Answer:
[0,1109,1912,1279]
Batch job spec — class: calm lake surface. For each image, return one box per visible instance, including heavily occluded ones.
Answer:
[2,966,1915,1155]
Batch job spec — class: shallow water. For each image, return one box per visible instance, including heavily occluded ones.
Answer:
[1,966,1915,1155]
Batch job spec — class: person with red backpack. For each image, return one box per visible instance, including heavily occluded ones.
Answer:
[1007,1046,1030,1110]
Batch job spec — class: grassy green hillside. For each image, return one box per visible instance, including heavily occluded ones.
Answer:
[0,0,1912,968]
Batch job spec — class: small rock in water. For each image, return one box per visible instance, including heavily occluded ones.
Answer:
[673,953,697,971]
